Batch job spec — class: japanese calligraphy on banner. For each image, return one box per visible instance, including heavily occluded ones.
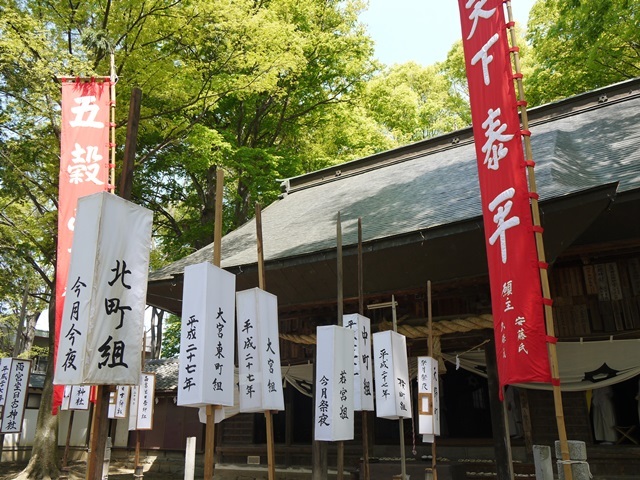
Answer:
[373,331,411,420]
[342,314,374,411]
[0,357,11,408]
[457,0,550,387]
[69,385,91,410]
[0,359,31,434]
[178,262,236,408]
[114,385,130,419]
[314,326,354,442]
[53,192,153,386]
[55,79,111,411]
[418,357,440,443]
[136,373,155,430]
[236,288,284,413]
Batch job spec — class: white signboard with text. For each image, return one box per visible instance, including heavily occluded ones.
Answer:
[136,373,155,430]
[178,262,236,408]
[54,192,153,386]
[373,331,411,420]
[0,358,12,409]
[418,356,440,443]
[342,314,374,411]
[0,359,31,434]
[236,288,284,413]
[128,385,139,431]
[114,385,130,419]
[314,326,354,442]
[69,385,91,411]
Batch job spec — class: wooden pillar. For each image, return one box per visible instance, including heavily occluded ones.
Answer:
[484,339,514,480]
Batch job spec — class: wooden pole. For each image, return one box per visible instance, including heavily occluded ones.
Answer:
[426,282,437,480]
[358,219,370,480]
[336,212,344,480]
[391,296,407,480]
[504,3,572,480]
[255,202,277,480]
[118,87,142,200]
[204,168,225,480]
[62,410,75,469]
[109,54,117,193]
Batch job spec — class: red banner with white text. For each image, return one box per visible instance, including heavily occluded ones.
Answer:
[457,0,551,388]
[54,79,112,413]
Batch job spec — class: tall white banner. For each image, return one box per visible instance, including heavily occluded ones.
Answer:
[114,385,130,419]
[236,288,284,413]
[0,357,12,408]
[314,326,354,442]
[136,373,155,430]
[128,385,139,431]
[342,314,374,411]
[178,262,236,408]
[418,356,440,443]
[0,359,31,434]
[54,192,153,385]
[373,331,411,420]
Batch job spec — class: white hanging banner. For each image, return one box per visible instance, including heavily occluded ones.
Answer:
[0,359,31,434]
[60,385,72,411]
[314,326,354,442]
[418,356,440,443]
[177,262,236,408]
[373,331,412,420]
[0,357,12,408]
[136,373,155,430]
[236,288,284,413]
[128,385,139,431]
[54,192,153,386]
[69,385,91,411]
[114,385,130,419]
[342,314,374,411]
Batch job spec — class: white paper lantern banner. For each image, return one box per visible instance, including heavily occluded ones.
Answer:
[54,192,153,386]
[314,325,355,442]
[0,358,12,408]
[373,330,412,420]
[178,262,236,408]
[418,356,440,443]
[342,314,374,412]
[236,288,284,413]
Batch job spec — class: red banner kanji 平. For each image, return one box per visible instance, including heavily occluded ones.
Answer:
[457,0,551,388]
[54,79,111,413]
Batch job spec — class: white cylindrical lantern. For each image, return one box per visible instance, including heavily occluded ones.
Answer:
[373,330,412,420]
[178,262,236,408]
[236,287,284,413]
[314,325,355,441]
[418,356,440,443]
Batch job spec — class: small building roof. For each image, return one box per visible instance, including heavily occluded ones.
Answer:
[148,79,640,314]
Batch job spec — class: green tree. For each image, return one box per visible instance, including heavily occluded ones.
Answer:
[526,0,640,105]
[160,314,181,358]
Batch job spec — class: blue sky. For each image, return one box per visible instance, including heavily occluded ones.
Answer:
[359,0,538,66]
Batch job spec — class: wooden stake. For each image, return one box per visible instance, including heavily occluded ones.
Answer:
[204,169,225,480]
[255,202,277,480]
[62,410,75,470]
[426,282,437,480]
[336,212,344,480]
[504,3,572,479]
[358,219,370,480]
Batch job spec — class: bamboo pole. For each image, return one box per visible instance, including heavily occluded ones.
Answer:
[336,212,344,480]
[358,219,370,480]
[204,169,225,480]
[255,202,277,480]
[504,3,572,480]
[109,53,117,192]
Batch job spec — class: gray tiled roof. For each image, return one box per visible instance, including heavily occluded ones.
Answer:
[149,80,640,283]
[144,358,179,391]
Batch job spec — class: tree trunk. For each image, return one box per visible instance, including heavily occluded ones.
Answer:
[16,300,60,480]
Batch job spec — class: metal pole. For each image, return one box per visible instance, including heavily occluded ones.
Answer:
[358,218,370,480]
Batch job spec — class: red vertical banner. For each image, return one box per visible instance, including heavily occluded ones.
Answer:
[457,1,551,388]
[54,79,112,412]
